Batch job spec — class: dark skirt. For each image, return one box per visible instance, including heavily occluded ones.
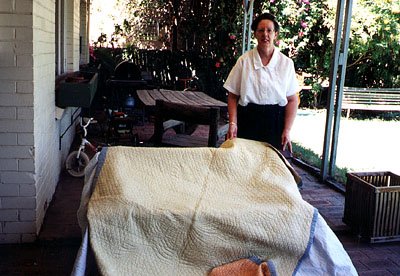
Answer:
[237,103,286,150]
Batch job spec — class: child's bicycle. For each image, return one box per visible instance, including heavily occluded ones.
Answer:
[65,117,104,178]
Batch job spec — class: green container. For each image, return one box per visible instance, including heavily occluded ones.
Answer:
[57,71,98,108]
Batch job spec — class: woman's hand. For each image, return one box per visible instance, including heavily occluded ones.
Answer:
[281,130,292,152]
[282,94,298,152]
[227,123,238,139]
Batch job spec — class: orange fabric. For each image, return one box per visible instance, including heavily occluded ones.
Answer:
[209,259,272,276]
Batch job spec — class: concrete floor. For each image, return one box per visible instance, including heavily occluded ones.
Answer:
[1,118,400,276]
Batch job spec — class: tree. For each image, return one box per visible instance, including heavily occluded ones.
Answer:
[346,0,400,88]
[96,0,400,106]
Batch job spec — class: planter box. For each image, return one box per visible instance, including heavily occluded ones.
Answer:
[56,71,98,108]
[343,171,400,243]
[80,64,101,74]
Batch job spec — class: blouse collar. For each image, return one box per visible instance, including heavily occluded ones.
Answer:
[253,46,278,70]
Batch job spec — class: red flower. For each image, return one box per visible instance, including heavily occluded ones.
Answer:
[215,62,221,68]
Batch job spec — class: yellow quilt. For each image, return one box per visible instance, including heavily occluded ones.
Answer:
[87,138,316,276]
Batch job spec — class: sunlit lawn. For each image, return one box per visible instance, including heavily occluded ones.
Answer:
[291,109,400,184]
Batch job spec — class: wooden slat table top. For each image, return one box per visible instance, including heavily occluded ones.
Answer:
[137,89,227,109]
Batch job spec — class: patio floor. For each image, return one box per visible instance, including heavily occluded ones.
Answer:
[1,116,399,276]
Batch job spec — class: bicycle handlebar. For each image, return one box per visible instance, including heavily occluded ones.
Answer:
[80,117,94,137]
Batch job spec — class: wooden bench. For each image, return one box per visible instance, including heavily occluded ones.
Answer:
[341,87,400,118]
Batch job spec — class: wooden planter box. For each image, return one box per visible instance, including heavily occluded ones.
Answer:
[80,64,101,74]
[56,71,98,108]
[343,171,400,243]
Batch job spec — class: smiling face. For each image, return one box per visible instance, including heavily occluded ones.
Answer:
[255,19,278,50]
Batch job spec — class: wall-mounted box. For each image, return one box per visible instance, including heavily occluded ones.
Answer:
[56,71,98,108]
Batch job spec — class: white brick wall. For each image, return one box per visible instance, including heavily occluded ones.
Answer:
[0,108,17,120]
[0,0,85,244]
[32,0,60,239]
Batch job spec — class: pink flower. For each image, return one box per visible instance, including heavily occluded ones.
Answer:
[270,0,275,2]
[215,62,220,68]
[230,34,236,40]
[299,31,304,37]
[276,40,282,46]
[301,20,307,29]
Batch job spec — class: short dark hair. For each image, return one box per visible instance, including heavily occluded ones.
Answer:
[251,13,280,33]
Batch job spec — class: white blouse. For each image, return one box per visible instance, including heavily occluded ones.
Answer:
[223,47,299,107]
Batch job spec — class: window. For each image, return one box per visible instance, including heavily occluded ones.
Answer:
[55,0,66,75]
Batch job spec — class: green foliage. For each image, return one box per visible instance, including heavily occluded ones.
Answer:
[256,0,334,108]
[94,0,400,106]
[346,0,400,88]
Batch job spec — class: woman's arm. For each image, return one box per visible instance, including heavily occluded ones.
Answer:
[227,92,240,139]
[282,94,298,152]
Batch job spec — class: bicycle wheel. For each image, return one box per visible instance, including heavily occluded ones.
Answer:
[65,151,90,178]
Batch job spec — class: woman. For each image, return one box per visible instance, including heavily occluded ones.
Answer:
[224,13,299,152]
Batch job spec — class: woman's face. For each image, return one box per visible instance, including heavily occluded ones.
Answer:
[255,19,278,49]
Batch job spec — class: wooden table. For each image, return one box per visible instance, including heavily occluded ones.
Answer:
[136,89,227,112]
[136,89,228,143]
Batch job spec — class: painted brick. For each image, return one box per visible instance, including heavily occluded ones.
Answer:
[0,14,32,28]
[34,42,54,56]
[19,184,36,196]
[0,146,33,159]
[0,234,20,244]
[0,133,17,146]
[0,42,15,55]
[21,233,36,243]
[0,27,15,40]
[15,27,32,41]
[16,81,33,94]
[0,209,18,221]
[16,55,33,67]
[15,41,33,55]
[16,0,33,14]
[0,158,18,171]
[17,133,34,146]
[0,81,16,94]
[0,1,13,13]
[19,209,36,221]
[18,158,34,171]
[1,197,35,209]
[0,67,32,81]
[1,171,35,184]
[0,107,16,120]
[0,54,16,67]
[0,184,19,196]
[0,120,33,133]
[17,107,33,119]
[4,221,36,234]
[0,94,33,107]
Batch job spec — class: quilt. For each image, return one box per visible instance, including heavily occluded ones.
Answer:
[87,138,317,276]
